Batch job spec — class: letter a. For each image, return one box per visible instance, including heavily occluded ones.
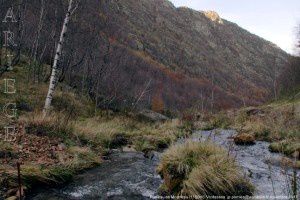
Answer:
[2,7,17,23]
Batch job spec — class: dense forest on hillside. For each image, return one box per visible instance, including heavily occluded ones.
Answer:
[0,0,290,114]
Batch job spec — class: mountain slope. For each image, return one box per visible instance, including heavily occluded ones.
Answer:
[96,0,289,107]
[2,0,290,112]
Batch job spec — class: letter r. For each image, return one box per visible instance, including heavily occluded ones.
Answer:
[3,31,17,47]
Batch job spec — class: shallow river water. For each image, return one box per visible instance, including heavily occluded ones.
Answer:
[190,130,299,198]
[28,130,299,200]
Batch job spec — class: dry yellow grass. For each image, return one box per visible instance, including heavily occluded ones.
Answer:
[73,116,180,151]
[231,99,300,160]
[20,112,74,140]
[157,141,254,196]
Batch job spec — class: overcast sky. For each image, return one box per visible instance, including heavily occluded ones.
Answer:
[169,0,300,54]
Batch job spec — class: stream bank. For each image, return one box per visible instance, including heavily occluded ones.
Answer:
[27,151,161,200]
[28,130,299,199]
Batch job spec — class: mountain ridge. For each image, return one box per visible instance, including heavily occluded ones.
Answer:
[94,1,288,108]
[163,0,287,52]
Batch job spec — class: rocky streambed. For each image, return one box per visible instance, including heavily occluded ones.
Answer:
[28,130,299,199]
[189,130,300,197]
[27,151,162,200]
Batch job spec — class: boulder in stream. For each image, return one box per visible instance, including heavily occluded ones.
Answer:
[234,133,256,145]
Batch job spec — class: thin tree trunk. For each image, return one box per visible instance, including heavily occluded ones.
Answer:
[32,0,45,61]
[210,74,215,113]
[32,0,45,83]
[43,0,73,117]
[12,0,26,67]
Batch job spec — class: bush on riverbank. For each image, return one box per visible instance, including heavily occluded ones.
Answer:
[269,140,300,159]
[157,141,254,197]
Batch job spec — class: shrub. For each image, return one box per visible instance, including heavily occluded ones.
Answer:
[252,125,271,141]
[157,141,254,197]
[202,113,231,130]
[15,96,33,112]
[178,121,194,136]
[236,110,249,125]
[52,95,77,114]
[212,113,231,129]
[133,137,156,153]
[269,140,300,159]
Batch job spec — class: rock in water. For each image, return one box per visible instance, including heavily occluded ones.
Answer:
[234,133,256,145]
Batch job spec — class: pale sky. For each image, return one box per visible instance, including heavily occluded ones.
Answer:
[169,0,300,54]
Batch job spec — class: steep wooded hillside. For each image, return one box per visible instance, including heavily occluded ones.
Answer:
[0,0,290,112]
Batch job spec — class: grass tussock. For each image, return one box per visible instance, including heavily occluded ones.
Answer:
[157,141,254,197]
[269,140,300,159]
[21,112,74,141]
[2,144,101,191]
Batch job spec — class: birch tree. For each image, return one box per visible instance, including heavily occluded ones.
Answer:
[43,0,75,117]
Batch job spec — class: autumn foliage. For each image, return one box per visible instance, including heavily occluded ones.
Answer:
[152,93,164,113]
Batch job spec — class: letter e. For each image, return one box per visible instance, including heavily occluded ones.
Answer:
[4,79,16,94]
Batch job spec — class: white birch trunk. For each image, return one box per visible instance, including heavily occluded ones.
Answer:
[43,0,73,117]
